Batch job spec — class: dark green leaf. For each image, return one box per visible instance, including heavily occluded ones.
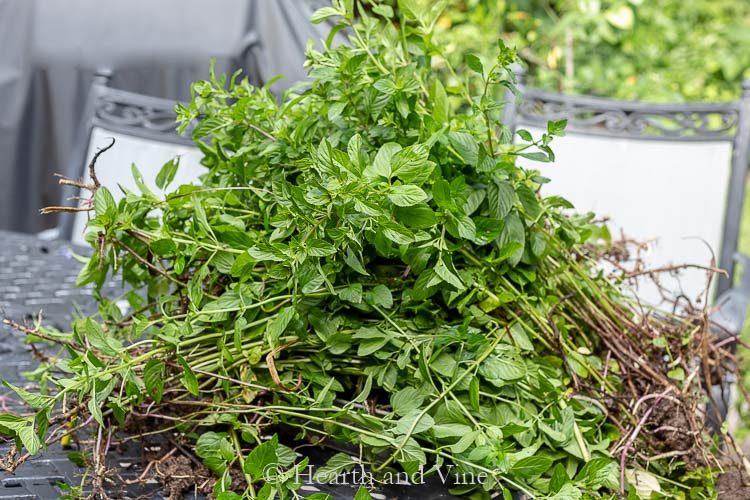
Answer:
[434,256,465,290]
[143,360,165,403]
[431,79,449,125]
[177,355,199,396]
[511,456,552,479]
[549,463,569,493]
[244,435,280,480]
[465,54,484,74]
[354,486,373,500]
[366,284,393,309]
[306,239,337,257]
[497,211,525,266]
[394,203,437,229]
[344,247,369,275]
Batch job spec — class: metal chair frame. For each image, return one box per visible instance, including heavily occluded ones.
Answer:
[503,69,750,299]
[56,71,194,241]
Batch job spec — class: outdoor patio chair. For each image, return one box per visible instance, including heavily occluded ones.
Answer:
[51,71,206,245]
[502,69,750,432]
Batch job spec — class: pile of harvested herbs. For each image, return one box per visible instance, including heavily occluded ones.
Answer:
[0,1,746,498]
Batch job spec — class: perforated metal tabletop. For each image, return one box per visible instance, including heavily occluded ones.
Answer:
[0,230,169,498]
[0,230,467,499]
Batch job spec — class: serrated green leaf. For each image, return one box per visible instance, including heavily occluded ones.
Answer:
[94,186,116,224]
[392,143,431,184]
[448,131,478,166]
[338,283,363,304]
[365,142,401,179]
[431,79,449,125]
[432,423,472,438]
[84,318,122,356]
[345,247,369,275]
[2,381,52,408]
[478,355,527,382]
[388,184,427,207]
[131,163,156,199]
[451,431,477,453]
[488,180,515,219]
[244,434,279,480]
[143,359,165,403]
[352,375,373,404]
[549,463,569,493]
[381,223,414,245]
[517,184,542,219]
[88,386,104,426]
[394,203,437,229]
[497,211,525,266]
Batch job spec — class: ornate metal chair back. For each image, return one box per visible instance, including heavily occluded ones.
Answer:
[503,69,750,307]
[57,71,205,245]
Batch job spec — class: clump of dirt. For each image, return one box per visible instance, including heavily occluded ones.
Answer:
[716,466,750,499]
[158,453,213,500]
[647,398,707,469]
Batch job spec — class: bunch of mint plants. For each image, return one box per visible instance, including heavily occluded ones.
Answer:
[0,1,727,498]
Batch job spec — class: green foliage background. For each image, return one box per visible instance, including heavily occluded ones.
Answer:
[434,0,750,101]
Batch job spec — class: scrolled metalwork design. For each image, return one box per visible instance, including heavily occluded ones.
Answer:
[516,91,740,140]
[93,91,196,143]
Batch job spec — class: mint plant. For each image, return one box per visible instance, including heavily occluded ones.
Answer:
[0,1,731,498]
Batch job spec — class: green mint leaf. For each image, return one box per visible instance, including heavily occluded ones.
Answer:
[465,54,484,74]
[387,184,428,207]
[365,142,401,179]
[177,355,199,396]
[155,157,180,190]
[267,306,296,348]
[511,456,553,480]
[390,387,425,416]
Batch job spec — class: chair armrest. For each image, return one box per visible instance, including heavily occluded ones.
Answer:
[709,252,750,345]
[705,253,750,434]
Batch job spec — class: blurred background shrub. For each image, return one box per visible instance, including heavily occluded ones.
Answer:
[430,0,750,102]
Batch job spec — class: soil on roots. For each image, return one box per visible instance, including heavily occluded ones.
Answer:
[716,466,750,499]
[157,453,213,500]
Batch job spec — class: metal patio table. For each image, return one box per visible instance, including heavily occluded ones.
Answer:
[0,230,462,499]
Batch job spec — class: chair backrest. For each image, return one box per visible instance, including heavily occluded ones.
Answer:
[58,72,205,245]
[503,70,750,307]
